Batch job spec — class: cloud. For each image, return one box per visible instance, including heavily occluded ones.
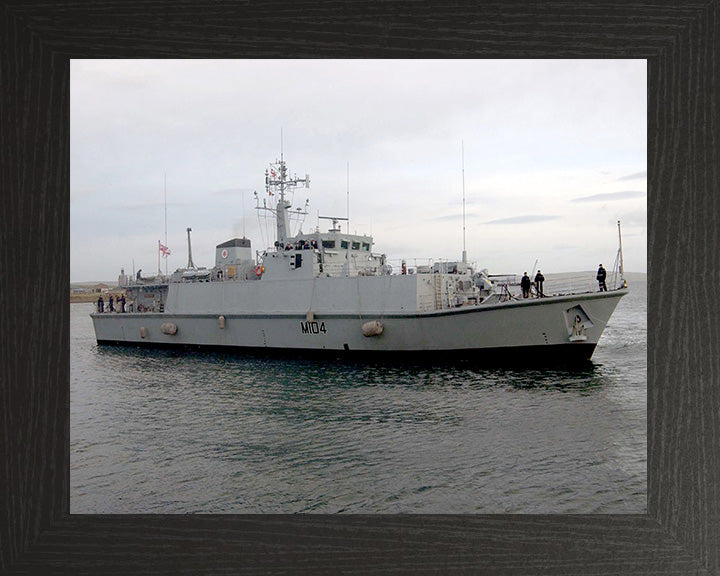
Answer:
[70,188,96,202]
[572,191,645,203]
[617,170,647,181]
[484,215,560,225]
[611,208,647,228]
[432,213,481,222]
[116,201,188,211]
[211,187,255,196]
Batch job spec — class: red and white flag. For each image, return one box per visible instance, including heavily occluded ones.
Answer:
[158,241,171,256]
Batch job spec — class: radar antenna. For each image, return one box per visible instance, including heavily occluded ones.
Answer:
[319,215,348,233]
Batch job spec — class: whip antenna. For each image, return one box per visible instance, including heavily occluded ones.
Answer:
[164,172,168,276]
[462,141,467,264]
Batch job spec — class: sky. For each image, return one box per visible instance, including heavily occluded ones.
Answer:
[71,59,647,282]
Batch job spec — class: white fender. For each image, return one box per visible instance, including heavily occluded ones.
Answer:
[362,320,384,337]
[161,322,178,335]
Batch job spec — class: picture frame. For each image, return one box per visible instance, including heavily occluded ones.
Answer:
[1,2,716,573]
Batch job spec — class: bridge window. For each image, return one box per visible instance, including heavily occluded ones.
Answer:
[322,240,335,249]
[351,241,360,250]
[340,240,349,249]
[362,242,370,251]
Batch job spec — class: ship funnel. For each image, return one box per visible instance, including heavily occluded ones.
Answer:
[186,227,195,269]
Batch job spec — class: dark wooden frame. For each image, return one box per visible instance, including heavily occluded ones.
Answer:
[2,2,718,574]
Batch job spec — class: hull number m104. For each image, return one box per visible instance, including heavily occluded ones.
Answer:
[301,321,327,334]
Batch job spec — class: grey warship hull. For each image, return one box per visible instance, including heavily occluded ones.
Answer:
[92,284,626,363]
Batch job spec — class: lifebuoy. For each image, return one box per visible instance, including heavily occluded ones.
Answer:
[255,265,264,277]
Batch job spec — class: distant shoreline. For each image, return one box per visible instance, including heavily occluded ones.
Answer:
[70,294,99,303]
[70,292,124,304]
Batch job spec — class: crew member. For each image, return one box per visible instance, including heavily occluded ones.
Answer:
[120,294,126,313]
[97,295,104,313]
[108,295,114,312]
[521,272,531,298]
[136,269,142,281]
[597,264,607,291]
[534,270,545,297]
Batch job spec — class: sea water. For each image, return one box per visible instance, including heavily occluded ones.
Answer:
[71,272,646,513]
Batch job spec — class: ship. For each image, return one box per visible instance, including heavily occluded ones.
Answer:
[91,153,629,363]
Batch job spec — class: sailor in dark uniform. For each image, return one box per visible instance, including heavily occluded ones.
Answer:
[520,272,531,298]
[97,295,104,313]
[534,270,545,297]
[596,264,607,291]
[108,295,114,312]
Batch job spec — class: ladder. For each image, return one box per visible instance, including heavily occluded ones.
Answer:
[434,274,443,310]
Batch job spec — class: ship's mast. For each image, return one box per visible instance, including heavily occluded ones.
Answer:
[617,220,625,279]
[164,172,168,276]
[261,155,310,247]
[461,141,467,264]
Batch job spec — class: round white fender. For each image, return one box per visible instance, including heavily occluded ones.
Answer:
[362,320,384,337]
[161,322,178,335]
